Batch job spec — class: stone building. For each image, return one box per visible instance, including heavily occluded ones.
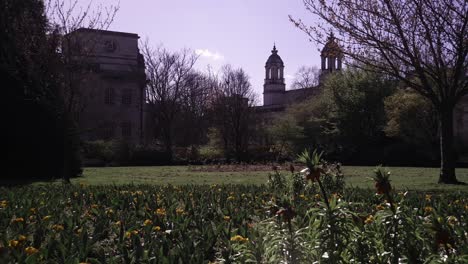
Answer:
[68,28,146,145]
[259,35,342,112]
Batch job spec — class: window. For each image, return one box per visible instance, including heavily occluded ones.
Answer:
[122,88,132,105]
[105,87,115,105]
[121,122,132,138]
[102,123,115,140]
[104,40,117,52]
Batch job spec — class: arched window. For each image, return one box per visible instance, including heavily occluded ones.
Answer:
[278,69,281,79]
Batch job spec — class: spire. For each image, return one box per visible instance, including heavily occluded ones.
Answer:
[272,43,277,54]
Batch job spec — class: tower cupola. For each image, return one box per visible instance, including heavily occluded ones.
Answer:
[320,32,343,73]
[263,44,286,106]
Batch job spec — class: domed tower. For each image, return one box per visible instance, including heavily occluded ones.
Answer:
[320,33,343,81]
[263,44,286,106]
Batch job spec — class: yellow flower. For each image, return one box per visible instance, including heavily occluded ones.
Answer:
[230,235,249,243]
[52,224,64,232]
[223,216,231,221]
[143,219,153,226]
[13,217,24,223]
[314,194,321,200]
[105,209,114,216]
[176,208,185,215]
[125,231,132,238]
[425,194,432,202]
[299,194,309,201]
[115,221,122,226]
[29,208,37,214]
[227,196,235,201]
[155,208,166,217]
[8,240,19,248]
[365,215,374,225]
[153,226,161,232]
[91,204,98,209]
[0,200,8,208]
[42,215,52,221]
[18,235,27,242]
[375,204,385,211]
[25,246,39,255]
[424,206,433,214]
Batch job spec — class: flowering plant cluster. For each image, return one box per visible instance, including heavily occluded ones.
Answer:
[0,157,466,263]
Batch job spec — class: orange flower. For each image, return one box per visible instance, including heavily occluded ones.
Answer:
[155,208,166,217]
[13,217,24,223]
[8,240,19,248]
[230,235,249,243]
[52,224,64,232]
[424,206,433,214]
[365,215,374,225]
[375,204,385,211]
[25,246,39,255]
[143,219,153,226]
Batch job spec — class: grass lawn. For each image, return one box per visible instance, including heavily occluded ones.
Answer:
[59,165,468,191]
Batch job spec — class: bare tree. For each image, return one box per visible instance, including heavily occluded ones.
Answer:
[176,70,215,151]
[291,0,468,183]
[291,65,320,90]
[212,65,257,161]
[46,0,119,119]
[142,43,198,160]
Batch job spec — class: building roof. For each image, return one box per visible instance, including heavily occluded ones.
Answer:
[71,28,140,38]
[266,45,284,66]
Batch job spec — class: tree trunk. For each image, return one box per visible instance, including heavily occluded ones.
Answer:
[438,106,458,184]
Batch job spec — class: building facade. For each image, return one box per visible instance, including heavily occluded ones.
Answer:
[68,28,146,145]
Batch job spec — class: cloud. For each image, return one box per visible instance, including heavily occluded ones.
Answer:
[195,49,225,61]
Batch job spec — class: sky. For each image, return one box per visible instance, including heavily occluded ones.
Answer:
[102,0,323,102]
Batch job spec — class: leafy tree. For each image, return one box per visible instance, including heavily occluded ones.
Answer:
[270,69,396,163]
[291,0,468,183]
[384,89,439,161]
[2,0,81,184]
